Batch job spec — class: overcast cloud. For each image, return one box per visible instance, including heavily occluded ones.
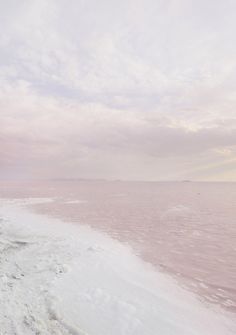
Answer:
[1,0,236,180]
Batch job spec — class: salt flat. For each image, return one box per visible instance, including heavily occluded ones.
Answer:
[0,198,235,335]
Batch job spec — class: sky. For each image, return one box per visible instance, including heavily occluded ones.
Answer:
[1,0,236,181]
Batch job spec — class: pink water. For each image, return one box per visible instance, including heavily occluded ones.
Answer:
[1,180,236,312]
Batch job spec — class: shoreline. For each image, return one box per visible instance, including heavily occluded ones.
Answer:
[0,198,235,334]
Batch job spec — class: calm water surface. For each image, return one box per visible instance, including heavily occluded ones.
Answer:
[1,180,236,313]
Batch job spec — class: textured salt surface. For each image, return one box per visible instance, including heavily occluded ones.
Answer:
[24,180,235,312]
[1,181,236,312]
[0,198,235,335]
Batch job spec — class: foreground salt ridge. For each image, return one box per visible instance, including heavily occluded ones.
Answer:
[0,199,235,335]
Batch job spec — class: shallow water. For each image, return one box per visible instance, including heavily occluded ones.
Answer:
[1,180,236,312]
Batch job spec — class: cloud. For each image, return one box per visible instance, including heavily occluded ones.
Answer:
[1,0,236,180]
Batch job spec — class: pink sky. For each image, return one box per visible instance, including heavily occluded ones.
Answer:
[1,0,236,181]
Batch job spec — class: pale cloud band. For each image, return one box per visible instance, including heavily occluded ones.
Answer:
[1,0,236,180]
